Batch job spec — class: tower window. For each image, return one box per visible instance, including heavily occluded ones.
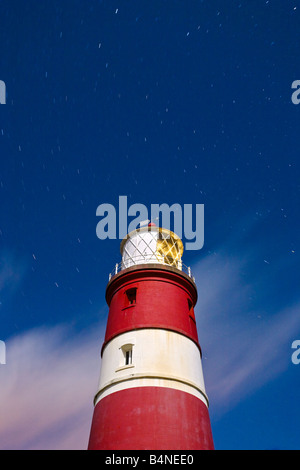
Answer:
[116,343,135,372]
[121,344,133,366]
[188,299,196,322]
[125,349,132,365]
[125,288,137,306]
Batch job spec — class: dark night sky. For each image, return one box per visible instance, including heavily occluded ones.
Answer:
[0,0,299,450]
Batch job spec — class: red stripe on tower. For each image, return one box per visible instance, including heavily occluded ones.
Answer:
[88,223,214,450]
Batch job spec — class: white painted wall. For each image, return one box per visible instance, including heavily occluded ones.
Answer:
[94,329,208,407]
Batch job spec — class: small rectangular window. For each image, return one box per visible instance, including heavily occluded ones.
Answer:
[188,299,196,322]
[116,343,135,372]
[125,349,132,365]
[125,288,137,306]
[121,344,133,366]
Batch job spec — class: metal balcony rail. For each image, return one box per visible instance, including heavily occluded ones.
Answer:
[108,255,195,282]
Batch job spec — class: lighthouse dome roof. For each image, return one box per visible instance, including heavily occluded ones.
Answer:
[120,225,184,270]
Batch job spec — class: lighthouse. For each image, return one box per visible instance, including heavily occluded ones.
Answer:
[88,223,214,450]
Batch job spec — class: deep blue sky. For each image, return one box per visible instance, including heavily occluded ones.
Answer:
[0,0,300,450]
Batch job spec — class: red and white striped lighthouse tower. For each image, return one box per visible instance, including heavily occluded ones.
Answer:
[88,223,214,450]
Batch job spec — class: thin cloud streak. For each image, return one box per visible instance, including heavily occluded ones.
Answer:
[193,247,300,415]
[0,323,104,450]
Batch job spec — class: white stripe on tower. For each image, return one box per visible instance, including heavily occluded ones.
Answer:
[94,328,209,407]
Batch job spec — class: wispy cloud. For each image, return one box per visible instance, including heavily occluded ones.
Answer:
[193,240,300,415]
[0,251,108,449]
[0,323,104,449]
